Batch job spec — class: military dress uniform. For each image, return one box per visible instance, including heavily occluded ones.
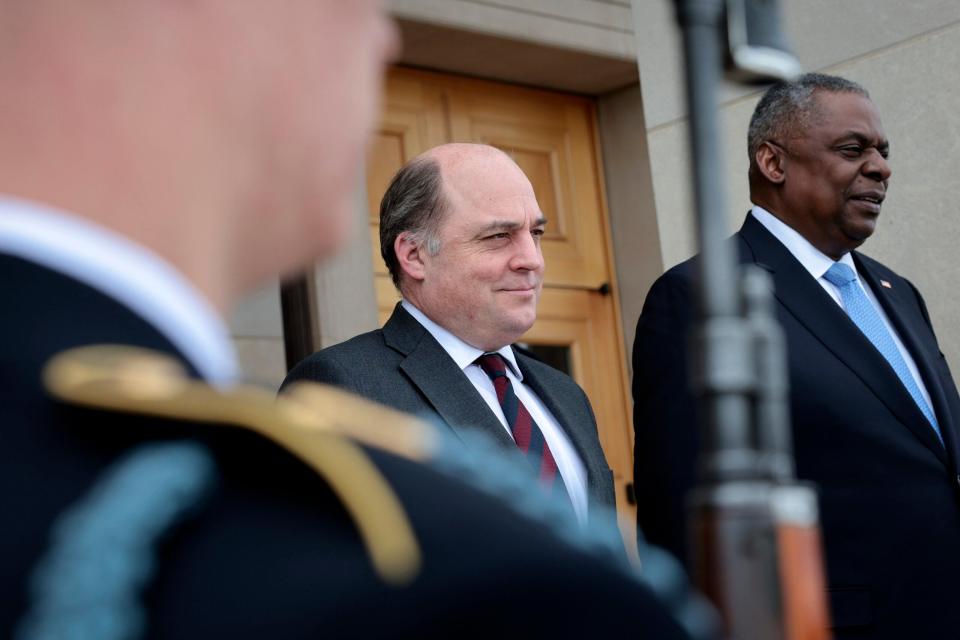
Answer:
[1,198,713,639]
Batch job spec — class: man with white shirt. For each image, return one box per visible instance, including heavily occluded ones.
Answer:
[632,73,960,639]
[283,143,615,523]
[0,4,703,639]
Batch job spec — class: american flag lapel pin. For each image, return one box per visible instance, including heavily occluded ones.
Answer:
[880,279,892,289]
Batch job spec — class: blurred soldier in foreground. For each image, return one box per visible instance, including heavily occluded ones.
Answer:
[0,1,708,638]
[633,73,960,638]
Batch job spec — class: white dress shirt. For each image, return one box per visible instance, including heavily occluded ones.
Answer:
[0,195,237,386]
[402,300,590,522]
[750,205,934,412]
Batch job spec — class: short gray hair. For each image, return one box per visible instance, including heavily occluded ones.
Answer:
[747,73,869,174]
[379,156,447,289]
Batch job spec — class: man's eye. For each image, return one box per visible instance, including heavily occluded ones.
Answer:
[531,228,545,238]
[839,146,863,157]
[486,232,510,240]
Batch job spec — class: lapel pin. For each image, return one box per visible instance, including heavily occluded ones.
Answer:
[880,279,892,289]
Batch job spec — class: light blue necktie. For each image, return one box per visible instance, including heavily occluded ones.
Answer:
[823,262,942,445]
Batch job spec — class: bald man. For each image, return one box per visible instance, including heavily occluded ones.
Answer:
[283,144,615,523]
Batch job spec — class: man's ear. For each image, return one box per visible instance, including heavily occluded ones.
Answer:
[756,141,786,184]
[394,232,427,282]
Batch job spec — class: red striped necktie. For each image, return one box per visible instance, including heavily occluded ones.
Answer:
[475,353,569,501]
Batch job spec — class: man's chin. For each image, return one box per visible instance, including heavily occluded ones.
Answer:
[843,225,876,249]
[511,316,537,342]
[499,313,537,341]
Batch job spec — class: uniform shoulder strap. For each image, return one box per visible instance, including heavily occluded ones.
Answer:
[43,344,425,585]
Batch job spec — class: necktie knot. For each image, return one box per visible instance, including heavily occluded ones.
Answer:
[824,262,857,288]
[476,353,508,379]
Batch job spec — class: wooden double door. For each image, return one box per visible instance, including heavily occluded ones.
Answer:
[367,67,635,524]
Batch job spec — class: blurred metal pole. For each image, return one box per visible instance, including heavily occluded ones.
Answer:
[670,5,779,634]
[630,2,829,638]
[673,0,758,483]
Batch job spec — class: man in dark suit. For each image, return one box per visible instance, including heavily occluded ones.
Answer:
[284,143,614,522]
[0,2,705,638]
[633,72,960,638]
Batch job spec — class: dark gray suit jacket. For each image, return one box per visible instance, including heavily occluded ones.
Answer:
[283,303,616,513]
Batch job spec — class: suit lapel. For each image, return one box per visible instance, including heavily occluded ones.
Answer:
[739,217,949,466]
[516,353,611,509]
[855,257,960,469]
[382,304,515,450]
[517,357,595,467]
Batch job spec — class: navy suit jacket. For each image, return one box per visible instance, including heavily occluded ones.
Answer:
[283,303,617,514]
[633,214,960,638]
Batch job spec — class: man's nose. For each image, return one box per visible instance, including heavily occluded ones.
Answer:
[511,233,544,272]
[864,149,892,182]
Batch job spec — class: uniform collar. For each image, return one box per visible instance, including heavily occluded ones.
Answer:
[0,195,238,386]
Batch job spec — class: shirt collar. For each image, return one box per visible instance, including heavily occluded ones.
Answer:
[750,205,858,278]
[400,299,522,379]
[0,195,238,386]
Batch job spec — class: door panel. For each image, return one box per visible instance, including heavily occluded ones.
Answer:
[447,85,609,288]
